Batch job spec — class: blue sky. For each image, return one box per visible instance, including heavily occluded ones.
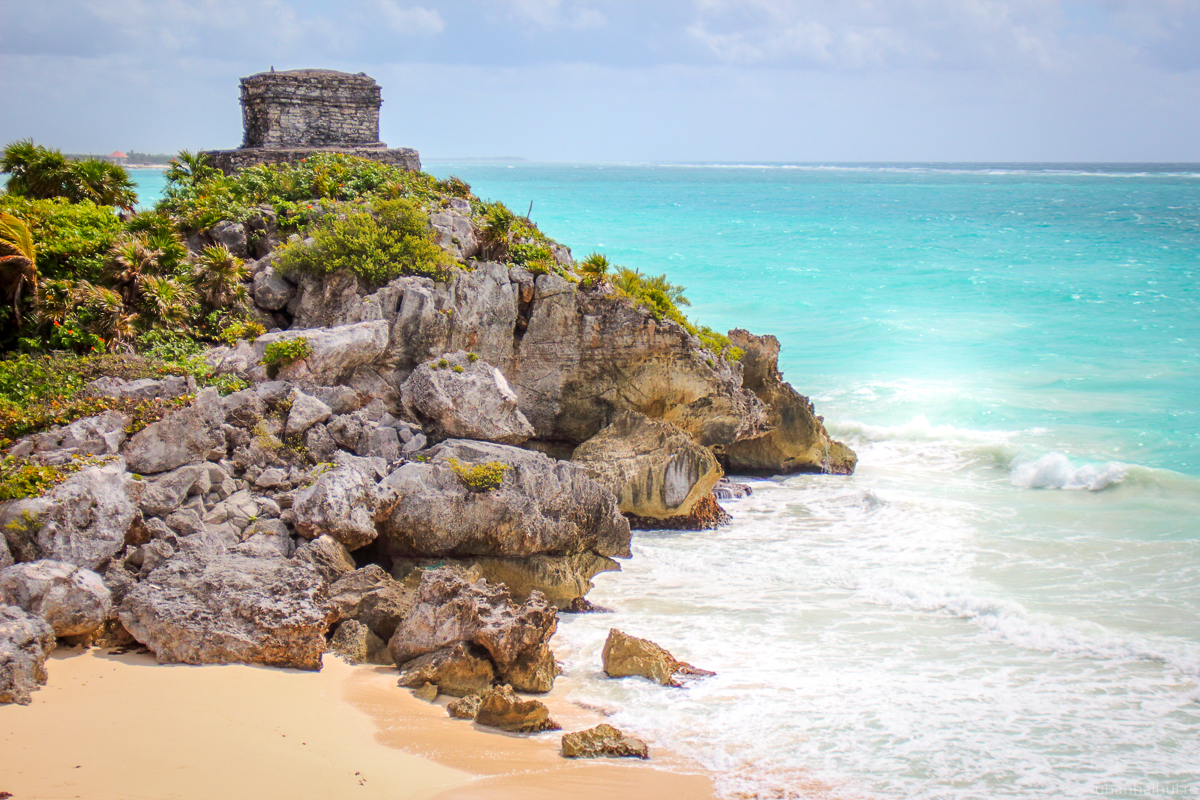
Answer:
[1,0,1197,161]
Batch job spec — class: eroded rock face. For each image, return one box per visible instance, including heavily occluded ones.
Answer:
[396,642,495,697]
[291,464,378,551]
[374,439,630,560]
[601,628,714,687]
[1,605,56,704]
[474,684,559,733]
[626,494,731,532]
[327,565,414,641]
[29,410,129,459]
[33,462,139,572]
[572,412,722,520]
[118,540,330,670]
[293,534,356,583]
[470,553,619,609]
[122,388,226,475]
[388,569,558,693]
[400,351,534,445]
[562,724,649,759]
[0,560,112,637]
[724,330,857,475]
[252,321,391,385]
[329,619,393,666]
[446,693,481,719]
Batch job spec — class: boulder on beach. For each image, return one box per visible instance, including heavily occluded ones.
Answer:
[0,560,112,638]
[446,693,482,720]
[473,684,560,733]
[562,724,649,759]
[388,568,559,694]
[0,604,56,705]
[118,539,330,671]
[396,642,495,698]
[328,619,393,666]
[30,461,140,572]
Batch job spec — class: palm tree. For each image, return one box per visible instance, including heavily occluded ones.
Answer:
[68,159,138,212]
[138,275,196,329]
[104,234,163,306]
[2,139,138,211]
[578,252,611,285]
[0,212,39,325]
[165,150,216,186]
[192,244,248,309]
[479,204,515,261]
[1,139,73,199]
[80,282,138,348]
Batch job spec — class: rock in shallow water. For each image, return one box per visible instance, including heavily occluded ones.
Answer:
[601,628,714,687]
[561,724,649,759]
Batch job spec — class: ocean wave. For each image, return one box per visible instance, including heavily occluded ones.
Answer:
[859,579,1200,676]
[832,414,1017,444]
[1009,452,1128,491]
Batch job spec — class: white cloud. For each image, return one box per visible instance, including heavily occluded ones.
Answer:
[505,0,606,31]
[374,1,444,35]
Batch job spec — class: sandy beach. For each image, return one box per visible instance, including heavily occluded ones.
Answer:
[0,647,716,800]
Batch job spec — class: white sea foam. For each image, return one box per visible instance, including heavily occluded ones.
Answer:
[1009,452,1128,491]
[857,577,1200,676]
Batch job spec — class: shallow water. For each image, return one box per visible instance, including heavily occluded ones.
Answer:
[135,162,1200,799]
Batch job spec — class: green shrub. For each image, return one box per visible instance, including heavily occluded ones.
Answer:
[273,197,451,286]
[446,458,509,492]
[0,455,82,501]
[452,365,464,373]
[466,352,478,363]
[0,195,122,283]
[220,319,266,345]
[261,337,312,377]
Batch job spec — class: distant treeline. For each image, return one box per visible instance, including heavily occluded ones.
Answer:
[63,151,175,164]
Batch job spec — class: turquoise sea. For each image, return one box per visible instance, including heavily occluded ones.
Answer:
[133,163,1200,799]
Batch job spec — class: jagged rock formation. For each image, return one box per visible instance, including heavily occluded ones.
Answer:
[202,69,420,174]
[724,330,857,475]
[400,351,534,445]
[572,411,722,523]
[118,536,330,670]
[0,605,56,704]
[388,569,559,694]
[474,684,560,733]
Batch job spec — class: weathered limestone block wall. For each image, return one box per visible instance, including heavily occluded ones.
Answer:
[201,68,420,175]
[241,70,383,149]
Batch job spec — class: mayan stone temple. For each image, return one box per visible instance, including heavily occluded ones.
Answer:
[202,69,420,173]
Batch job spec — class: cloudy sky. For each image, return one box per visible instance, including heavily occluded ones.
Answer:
[1,0,1197,162]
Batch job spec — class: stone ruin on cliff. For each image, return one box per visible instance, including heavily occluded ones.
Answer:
[202,69,420,174]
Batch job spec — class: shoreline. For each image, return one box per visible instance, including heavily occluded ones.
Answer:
[0,646,718,800]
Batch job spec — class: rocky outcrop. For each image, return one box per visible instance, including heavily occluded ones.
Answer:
[447,693,481,719]
[400,351,534,445]
[572,412,722,522]
[626,494,731,531]
[562,724,649,759]
[724,330,857,475]
[373,439,630,560]
[396,642,494,697]
[388,569,558,694]
[27,410,129,460]
[0,560,112,638]
[328,619,392,666]
[327,565,414,641]
[293,534,356,583]
[118,539,330,670]
[31,461,139,572]
[713,478,753,500]
[469,553,620,609]
[0,605,56,705]
[291,463,379,550]
[122,388,226,474]
[601,628,714,687]
[474,684,559,733]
